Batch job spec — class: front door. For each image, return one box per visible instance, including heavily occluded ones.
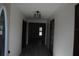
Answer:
[28,23,46,45]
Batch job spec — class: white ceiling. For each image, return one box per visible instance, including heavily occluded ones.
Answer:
[14,3,65,18]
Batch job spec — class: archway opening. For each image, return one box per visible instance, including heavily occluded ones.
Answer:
[0,7,8,56]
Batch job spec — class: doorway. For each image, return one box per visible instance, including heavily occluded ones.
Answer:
[20,22,51,56]
[20,20,53,56]
[22,20,27,50]
[73,4,79,56]
[0,7,8,56]
[0,9,5,56]
[28,23,46,45]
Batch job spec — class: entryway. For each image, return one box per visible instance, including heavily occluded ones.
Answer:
[0,6,8,56]
[20,19,53,56]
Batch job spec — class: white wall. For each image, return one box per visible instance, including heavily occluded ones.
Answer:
[52,4,75,56]
[9,4,25,56]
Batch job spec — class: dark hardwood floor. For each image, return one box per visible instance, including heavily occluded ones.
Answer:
[20,40,51,56]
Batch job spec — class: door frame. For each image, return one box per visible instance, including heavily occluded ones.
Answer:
[0,6,8,56]
[26,19,47,45]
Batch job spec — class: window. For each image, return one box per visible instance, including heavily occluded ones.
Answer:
[39,27,42,31]
[39,32,42,36]
[39,27,42,36]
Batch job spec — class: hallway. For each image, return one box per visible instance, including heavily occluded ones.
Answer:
[0,3,75,56]
[20,40,51,56]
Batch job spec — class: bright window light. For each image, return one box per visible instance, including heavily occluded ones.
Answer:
[39,32,42,36]
[39,27,42,31]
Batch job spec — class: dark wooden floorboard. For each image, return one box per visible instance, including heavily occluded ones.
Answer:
[20,41,51,56]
